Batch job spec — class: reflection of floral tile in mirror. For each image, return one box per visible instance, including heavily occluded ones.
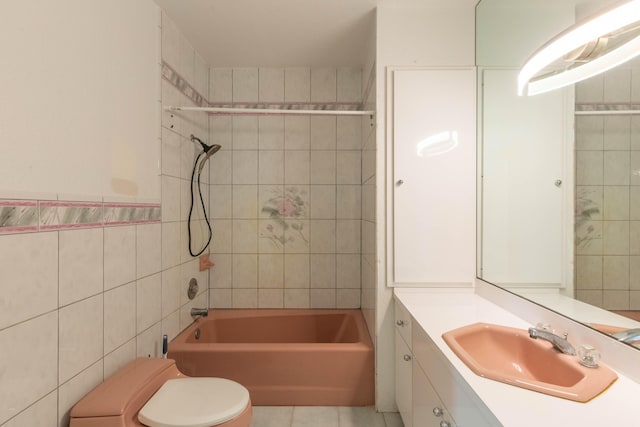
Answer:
[576,187,602,252]
[576,221,602,254]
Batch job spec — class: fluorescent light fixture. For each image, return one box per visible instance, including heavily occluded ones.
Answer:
[416,131,459,157]
[518,0,640,96]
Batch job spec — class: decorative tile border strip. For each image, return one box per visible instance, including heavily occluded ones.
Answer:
[39,201,103,231]
[0,200,39,234]
[0,199,161,234]
[161,61,208,107]
[162,60,367,116]
[104,203,161,226]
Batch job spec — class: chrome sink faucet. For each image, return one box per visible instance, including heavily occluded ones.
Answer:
[190,307,208,318]
[528,326,576,355]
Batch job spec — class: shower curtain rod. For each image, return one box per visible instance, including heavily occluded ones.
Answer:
[164,106,375,116]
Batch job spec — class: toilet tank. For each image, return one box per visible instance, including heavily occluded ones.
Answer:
[70,358,184,427]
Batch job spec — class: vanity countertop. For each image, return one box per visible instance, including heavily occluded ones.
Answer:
[394,288,640,427]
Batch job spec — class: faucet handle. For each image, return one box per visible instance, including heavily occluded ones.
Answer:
[578,344,600,368]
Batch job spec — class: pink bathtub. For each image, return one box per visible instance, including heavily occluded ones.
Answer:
[168,309,374,406]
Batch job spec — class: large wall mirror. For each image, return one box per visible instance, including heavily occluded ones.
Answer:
[477,0,640,350]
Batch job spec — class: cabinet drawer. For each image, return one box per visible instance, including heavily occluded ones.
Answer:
[394,300,412,346]
[395,330,413,427]
[413,362,457,427]
[412,326,500,427]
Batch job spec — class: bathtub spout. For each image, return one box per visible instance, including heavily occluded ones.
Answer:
[190,308,208,318]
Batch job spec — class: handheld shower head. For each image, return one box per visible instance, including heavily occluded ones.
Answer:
[187,134,220,257]
[190,134,221,172]
[190,134,217,153]
[197,143,222,173]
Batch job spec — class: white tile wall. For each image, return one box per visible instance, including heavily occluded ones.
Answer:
[104,282,136,354]
[259,68,285,102]
[58,295,104,384]
[58,361,103,427]
[59,228,104,306]
[3,392,57,427]
[0,312,58,425]
[0,232,58,330]
[0,9,213,426]
[104,226,136,291]
[285,68,311,102]
[207,67,366,309]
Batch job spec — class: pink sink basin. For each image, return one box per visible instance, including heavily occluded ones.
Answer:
[442,322,618,403]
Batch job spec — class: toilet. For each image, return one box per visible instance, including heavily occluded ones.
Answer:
[69,358,252,427]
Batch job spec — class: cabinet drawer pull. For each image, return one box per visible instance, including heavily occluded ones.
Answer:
[432,407,443,417]
[439,421,451,427]
[396,320,406,327]
[403,354,412,362]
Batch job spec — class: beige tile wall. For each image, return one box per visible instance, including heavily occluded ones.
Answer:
[575,58,640,310]
[208,67,365,309]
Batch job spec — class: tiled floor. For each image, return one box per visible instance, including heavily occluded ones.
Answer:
[250,406,404,427]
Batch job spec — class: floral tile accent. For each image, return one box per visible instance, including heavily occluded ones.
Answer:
[0,200,38,234]
[39,201,103,231]
[260,187,309,251]
[284,220,310,253]
[259,219,285,252]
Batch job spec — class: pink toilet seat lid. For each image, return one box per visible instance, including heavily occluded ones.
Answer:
[138,378,250,427]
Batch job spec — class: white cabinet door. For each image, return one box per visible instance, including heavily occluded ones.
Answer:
[392,68,476,285]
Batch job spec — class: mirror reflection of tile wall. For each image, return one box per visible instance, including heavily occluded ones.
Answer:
[575,58,640,310]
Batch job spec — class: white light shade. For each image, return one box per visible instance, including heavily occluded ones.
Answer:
[518,0,640,96]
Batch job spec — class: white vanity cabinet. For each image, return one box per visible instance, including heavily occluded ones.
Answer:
[395,301,500,427]
[412,327,499,427]
[389,68,476,286]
